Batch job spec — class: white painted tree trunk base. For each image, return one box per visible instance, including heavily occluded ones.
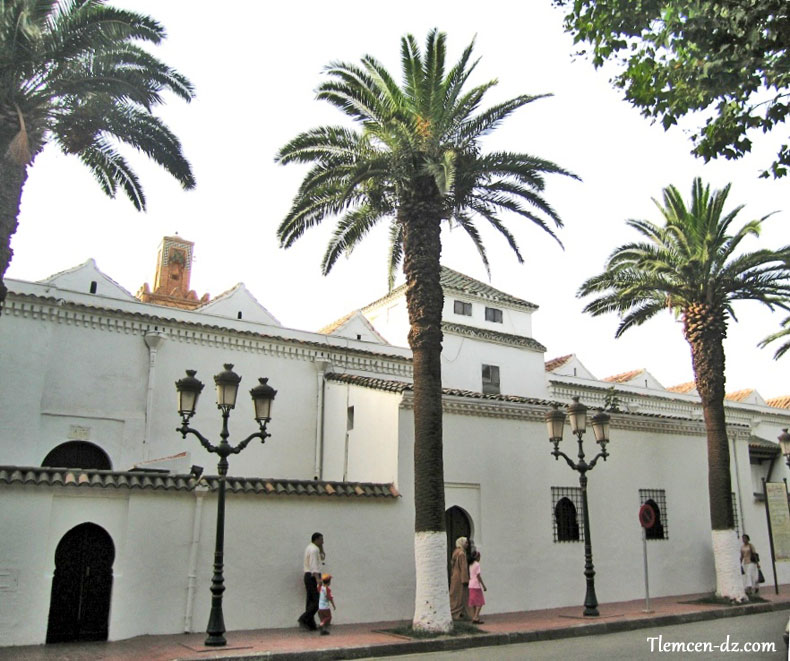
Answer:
[712,529,747,602]
[412,531,453,632]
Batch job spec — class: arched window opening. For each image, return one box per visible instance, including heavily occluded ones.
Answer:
[555,497,580,542]
[42,442,112,470]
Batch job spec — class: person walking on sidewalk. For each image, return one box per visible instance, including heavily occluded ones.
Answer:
[468,550,487,623]
[740,533,761,595]
[298,532,325,631]
[449,536,469,620]
[317,573,336,635]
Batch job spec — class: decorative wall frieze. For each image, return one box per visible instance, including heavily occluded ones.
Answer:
[441,322,546,352]
[550,379,790,433]
[398,390,743,437]
[5,294,413,378]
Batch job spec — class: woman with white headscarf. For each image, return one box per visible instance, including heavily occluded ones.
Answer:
[449,536,469,620]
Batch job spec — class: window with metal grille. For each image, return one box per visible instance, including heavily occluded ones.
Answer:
[484,306,503,323]
[454,300,472,316]
[552,486,583,542]
[481,364,500,395]
[639,489,668,540]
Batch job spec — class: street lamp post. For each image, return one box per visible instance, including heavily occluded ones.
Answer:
[175,364,276,647]
[778,429,790,469]
[545,396,611,617]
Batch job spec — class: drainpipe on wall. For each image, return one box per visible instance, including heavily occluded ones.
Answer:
[313,361,331,480]
[184,484,207,632]
[343,382,351,482]
[143,330,167,461]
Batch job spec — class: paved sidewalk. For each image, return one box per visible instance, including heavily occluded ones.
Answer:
[3,587,790,661]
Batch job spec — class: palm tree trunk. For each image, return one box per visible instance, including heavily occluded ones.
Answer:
[0,152,27,312]
[401,179,451,632]
[686,309,746,601]
[0,107,35,312]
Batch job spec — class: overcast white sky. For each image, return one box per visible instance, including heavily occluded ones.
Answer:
[7,1,790,399]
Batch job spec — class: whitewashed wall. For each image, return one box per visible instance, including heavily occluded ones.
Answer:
[322,383,401,484]
[0,485,412,647]
[0,292,410,480]
[441,335,549,398]
[442,295,533,337]
[437,405,777,614]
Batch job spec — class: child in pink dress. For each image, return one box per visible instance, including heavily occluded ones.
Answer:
[467,551,487,623]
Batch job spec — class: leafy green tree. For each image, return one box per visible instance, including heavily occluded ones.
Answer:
[277,29,576,631]
[0,0,195,307]
[579,177,790,600]
[554,0,790,178]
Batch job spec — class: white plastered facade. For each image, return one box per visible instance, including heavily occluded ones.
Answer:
[1,260,789,646]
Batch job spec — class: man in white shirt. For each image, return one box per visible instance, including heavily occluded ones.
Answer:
[297,532,324,631]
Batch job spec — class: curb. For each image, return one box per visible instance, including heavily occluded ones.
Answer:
[177,599,790,661]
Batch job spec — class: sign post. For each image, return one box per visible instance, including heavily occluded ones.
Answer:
[762,479,790,595]
[638,504,656,613]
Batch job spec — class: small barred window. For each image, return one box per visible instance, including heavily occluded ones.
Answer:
[552,486,583,542]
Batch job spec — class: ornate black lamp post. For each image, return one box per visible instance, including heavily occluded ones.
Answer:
[778,429,790,468]
[545,396,611,617]
[175,364,276,647]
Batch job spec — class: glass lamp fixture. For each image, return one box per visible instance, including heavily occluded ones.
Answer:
[176,370,205,418]
[250,378,277,422]
[545,405,566,443]
[567,396,588,434]
[591,409,611,447]
[779,428,790,457]
[214,364,241,409]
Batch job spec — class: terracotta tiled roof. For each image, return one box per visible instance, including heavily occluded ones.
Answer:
[725,389,754,402]
[318,310,357,335]
[667,382,697,394]
[438,267,538,310]
[766,396,790,409]
[326,373,562,407]
[603,369,645,384]
[0,467,400,498]
[361,267,538,314]
[748,437,781,460]
[545,355,573,372]
[326,373,412,393]
[325,374,752,425]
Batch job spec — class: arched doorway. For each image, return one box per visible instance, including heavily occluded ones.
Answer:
[445,506,472,577]
[42,442,112,470]
[46,523,115,643]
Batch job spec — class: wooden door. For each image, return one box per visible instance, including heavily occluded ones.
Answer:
[46,523,114,643]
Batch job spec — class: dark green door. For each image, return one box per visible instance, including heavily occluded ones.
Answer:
[46,523,114,643]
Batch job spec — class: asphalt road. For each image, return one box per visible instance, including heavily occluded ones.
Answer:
[365,610,790,660]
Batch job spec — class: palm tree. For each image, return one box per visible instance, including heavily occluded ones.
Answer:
[0,0,195,307]
[579,177,790,600]
[759,316,790,359]
[276,29,576,631]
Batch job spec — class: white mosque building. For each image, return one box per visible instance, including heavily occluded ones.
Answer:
[1,235,789,647]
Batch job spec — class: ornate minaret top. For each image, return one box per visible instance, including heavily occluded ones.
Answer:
[137,236,209,309]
